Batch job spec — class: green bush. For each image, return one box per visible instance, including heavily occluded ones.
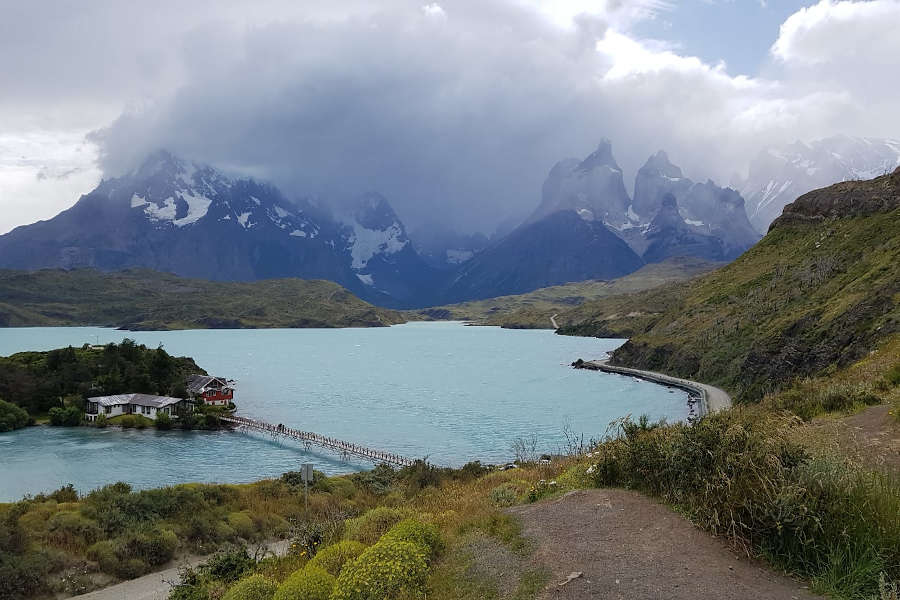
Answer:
[489,482,520,507]
[380,519,443,560]
[200,545,254,583]
[222,574,277,600]
[307,540,366,576]
[0,549,61,599]
[46,511,102,548]
[86,540,119,574]
[343,507,413,545]
[116,558,148,579]
[228,512,257,540]
[120,527,178,566]
[95,414,108,428]
[155,412,172,430]
[273,566,335,600]
[331,539,428,600]
[48,405,82,426]
[0,398,29,432]
[120,415,136,429]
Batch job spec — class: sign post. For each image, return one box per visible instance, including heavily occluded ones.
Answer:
[301,463,313,513]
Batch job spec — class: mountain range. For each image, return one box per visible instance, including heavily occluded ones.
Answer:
[739,135,900,233]
[2,137,894,309]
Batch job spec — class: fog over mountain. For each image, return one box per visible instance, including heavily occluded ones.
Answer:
[3,1,900,235]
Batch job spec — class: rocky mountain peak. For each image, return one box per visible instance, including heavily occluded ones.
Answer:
[575,138,619,173]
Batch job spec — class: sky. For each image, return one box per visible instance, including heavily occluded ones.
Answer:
[1,0,899,235]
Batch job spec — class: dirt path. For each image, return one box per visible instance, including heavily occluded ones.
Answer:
[72,540,290,600]
[803,404,900,474]
[509,489,819,600]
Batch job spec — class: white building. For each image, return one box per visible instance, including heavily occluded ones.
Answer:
[85,393,187,422]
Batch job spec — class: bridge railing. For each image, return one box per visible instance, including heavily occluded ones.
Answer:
[220,415,416,467]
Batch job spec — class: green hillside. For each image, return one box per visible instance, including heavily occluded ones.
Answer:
[412,257,720,328]
[560,168,900,400]
[0,269,404,330]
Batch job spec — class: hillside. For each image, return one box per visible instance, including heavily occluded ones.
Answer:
[559,168,900,400]
[414,257,719,328]
[0,269,404,330]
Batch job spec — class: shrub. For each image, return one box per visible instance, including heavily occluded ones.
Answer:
[86,540,119,574]
[200,545,254,583]
[155,412,172,430]
[222,574,277,600]
[120,415,136,429]
[331,539,428,600]
[343,507,413,545]
[120,527,178,566]
[48,405,82,426]
[94,414,108,428]
[0,549,61,599]
[116,558,148,579]
[489,482,520,507]
[380,519,443,560]
[306,540,366,576]
[273,566,335,600]
[228,512,257,540]
[0,398,29,432]
[46,511,102,549]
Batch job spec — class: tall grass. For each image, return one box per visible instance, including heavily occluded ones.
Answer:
[586,408,900,599]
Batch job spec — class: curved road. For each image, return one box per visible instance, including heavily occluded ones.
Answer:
[585,359,732,415]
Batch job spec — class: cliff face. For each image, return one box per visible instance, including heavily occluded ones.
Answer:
[770,167,900,229]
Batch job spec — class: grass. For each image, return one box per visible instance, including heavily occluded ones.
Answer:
[0,268,403,330]
[409,257,721,329]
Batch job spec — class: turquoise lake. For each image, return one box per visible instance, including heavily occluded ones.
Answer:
[0,323,688,501]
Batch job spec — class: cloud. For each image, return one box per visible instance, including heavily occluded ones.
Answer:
[2,0,900,234]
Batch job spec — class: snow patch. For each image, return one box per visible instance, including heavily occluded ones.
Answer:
[237,212,253,228]
[131,194,149,208]
[173,191,212,226]
[684,218,704,227]
[626,205,640,223]
[144,197,177,222]
[576,208,594,221]
[445,249,474,264]
[348,222,407,269]
[289,229,307,237]
[356,273,374,286]
[273,206,291,219]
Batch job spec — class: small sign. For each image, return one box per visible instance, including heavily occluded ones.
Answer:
[301,463,314,483]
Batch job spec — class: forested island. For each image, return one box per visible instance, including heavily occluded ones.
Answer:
[0,340,225,430]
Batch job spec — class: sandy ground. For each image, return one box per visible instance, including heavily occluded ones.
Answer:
[71,540,290,600]
[509,489,820,600]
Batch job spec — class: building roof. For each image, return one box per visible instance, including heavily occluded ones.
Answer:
[186,374,230,393]
[87,393,184,409]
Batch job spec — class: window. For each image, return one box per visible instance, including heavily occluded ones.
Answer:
[104,406,111,414]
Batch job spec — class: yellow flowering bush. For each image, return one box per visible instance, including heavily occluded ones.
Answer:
[307,540,367,576]
[380,519,443,561]
[330,539,428,600]
[222,574,277,600]
[272,565,334,600]
[343,507,413,545]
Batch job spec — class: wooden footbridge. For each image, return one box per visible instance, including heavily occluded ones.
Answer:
[220,415,418,468]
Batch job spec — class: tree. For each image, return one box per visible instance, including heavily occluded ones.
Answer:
[0,398,30,432]
[155,412,172,430]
